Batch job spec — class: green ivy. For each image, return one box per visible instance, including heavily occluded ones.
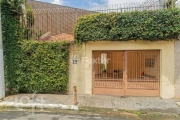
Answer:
[15,40,70,93]
[75,8,180,42]
[1,0,24,94]
[1,0,71,94]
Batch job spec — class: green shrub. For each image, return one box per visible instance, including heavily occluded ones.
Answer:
[75,8,180,42]
[1,0,71,94]
[1,0,24,94]
[14,41,70,93]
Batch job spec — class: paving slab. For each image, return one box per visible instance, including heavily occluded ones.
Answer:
[77,95,180,113]
[1,94,180,113]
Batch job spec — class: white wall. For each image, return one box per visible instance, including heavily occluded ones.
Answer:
[0,10,5,99]
[0,48,5,99]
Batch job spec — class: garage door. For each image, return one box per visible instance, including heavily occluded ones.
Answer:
[92,50,160,96]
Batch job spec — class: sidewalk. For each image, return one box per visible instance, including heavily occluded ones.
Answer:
[0,94,180,113]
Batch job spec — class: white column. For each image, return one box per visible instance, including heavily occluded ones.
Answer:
[0,6,5,99]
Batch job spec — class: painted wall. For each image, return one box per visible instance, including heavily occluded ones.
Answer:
[0,49,5,99]
[0,13,5,99]
[175,40,180,98]
[68,44,86,95]
[69,40,175,99]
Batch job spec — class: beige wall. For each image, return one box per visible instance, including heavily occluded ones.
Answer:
[68,44,86,95]
[69,40,175,99]
[175,40,180,98]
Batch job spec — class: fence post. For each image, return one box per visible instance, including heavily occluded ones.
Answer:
[73,86,77,105]
[0,5,5,99]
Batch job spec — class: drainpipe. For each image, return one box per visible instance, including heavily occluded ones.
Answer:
[0,5,5,99]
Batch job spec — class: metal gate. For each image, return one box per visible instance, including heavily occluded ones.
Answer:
[92,50,160,96]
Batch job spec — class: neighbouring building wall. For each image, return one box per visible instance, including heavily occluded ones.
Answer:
[69,40,175,98]
[27,0,95,36]
[175,40,180,98]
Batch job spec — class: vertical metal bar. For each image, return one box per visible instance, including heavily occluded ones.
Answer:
[97,53,99,80]
[50,9,52,36]
[116,52,118,87]
[92,71,95,94]
[99,53,102,87]
[143,53,145,85]
[113,53,114,79]
[136,52,137,81]
[105,52,107,80]
[158,51,160,93]
[57,9,59,35]
[117,53,118,80]
[123,51,127,96]
[140,51,142,83]
[47,11,48,34]
[108,53,110,79]
[40,10,43,39]
[92,52,95,92]
[153,51,156,89]
[132,53,134,81]
[140,52,142,87]
[67,8,69,34]
[31,10,33,39]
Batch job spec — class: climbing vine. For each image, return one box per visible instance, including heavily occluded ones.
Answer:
[1,0,24,94]
[1,0,71,94]
[75,8,180,42]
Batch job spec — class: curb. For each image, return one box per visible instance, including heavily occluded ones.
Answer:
[0,102,79,110]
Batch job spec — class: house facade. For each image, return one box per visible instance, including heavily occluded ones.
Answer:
[69,40,179,99]
[27,1,180,99]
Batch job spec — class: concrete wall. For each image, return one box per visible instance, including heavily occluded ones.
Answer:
[69,40,175,99]
[175,40,180,98]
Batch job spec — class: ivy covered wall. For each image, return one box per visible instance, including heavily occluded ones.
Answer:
[15,41,70,93]
[1,0,71,94]
[1,0,24,94]
[75,8,180,42]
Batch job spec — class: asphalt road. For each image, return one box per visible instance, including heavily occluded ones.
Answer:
[0,111,134,120]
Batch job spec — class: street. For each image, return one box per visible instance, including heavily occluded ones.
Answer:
[0,107,179,120]
[0,110,134,120]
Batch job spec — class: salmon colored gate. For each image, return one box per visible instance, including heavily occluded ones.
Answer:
[92,50,160,97]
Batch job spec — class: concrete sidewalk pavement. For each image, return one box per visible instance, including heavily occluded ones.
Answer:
[0,94,180,113]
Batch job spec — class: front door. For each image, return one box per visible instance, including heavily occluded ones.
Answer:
[92,50,160,96]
